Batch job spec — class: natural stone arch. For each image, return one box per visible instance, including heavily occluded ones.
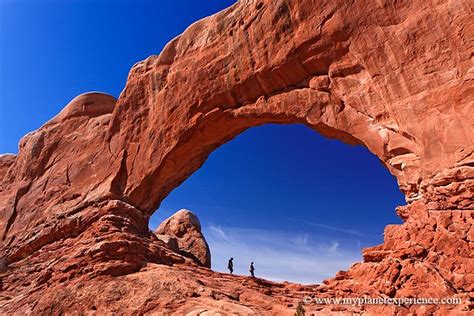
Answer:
[123,90,382,217]
[0,0,472,314]
[105,0,471,218]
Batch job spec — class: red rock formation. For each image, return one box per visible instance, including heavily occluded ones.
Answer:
[0,155,15,182]
[0,0,472,314]
[156,209,211,268]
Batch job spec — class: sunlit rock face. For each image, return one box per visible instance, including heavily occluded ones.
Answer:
[155,209,211,268]
[0,0,472,314]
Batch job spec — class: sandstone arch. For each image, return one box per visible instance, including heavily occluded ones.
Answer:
[0,0,472,314]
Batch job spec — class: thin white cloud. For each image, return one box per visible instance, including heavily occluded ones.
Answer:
[328,241,339,253]
[204,225,362,285]
[283,216,379,238]
[208,224,236,245]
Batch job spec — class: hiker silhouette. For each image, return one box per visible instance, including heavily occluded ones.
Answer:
[227,257,234,274]
[249,262,255,277]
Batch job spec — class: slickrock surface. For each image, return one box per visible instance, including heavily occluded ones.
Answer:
[1,0,473,314]
[156,209,211,268]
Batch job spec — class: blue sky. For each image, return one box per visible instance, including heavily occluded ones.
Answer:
[150,124,404,283]
[0,0,404,284]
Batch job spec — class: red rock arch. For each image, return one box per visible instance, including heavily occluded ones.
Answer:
[0,0,472,314]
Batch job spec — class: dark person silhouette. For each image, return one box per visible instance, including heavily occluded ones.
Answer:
[227,257,234,274]
[249,262,255,277]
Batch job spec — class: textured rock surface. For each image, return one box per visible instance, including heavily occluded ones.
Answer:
[0,155,16,182]
[0,0,473,314]
[156,209,211,268]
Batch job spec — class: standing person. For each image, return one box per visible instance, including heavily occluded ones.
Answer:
[249,262,255,277]
[227,257,234,274]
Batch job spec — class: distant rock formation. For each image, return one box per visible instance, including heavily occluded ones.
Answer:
[0,0,472,314]
[155,209,211,268]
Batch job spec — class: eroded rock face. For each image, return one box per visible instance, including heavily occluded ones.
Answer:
[155,209,211,268]
[0,155,16,182]
[0,0,472,314]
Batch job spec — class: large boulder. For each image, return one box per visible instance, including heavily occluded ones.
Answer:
[156,209,211,268]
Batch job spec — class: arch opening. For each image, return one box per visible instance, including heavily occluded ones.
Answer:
[148,123,404,284]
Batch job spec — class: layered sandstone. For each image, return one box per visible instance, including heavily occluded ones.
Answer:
[0,0,473,314]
